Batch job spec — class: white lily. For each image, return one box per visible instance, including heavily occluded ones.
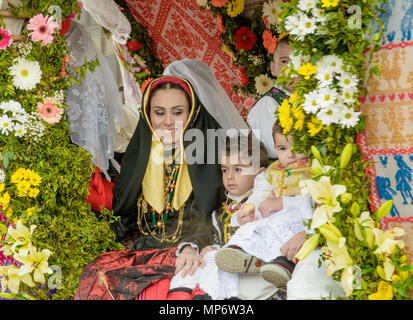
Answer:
[300,176,346,228]
[373,227,405,257]
[15,247,53,283]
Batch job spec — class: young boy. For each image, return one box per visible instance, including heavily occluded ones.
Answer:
[247,36,294,160]
[214,120,313,289]
[168,133,279,300]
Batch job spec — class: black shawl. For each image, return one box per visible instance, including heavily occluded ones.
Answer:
[112,76,226,240]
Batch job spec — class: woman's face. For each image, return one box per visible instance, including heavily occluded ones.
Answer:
[149,88,190,146]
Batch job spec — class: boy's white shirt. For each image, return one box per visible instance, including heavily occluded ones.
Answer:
[247,85,291,159]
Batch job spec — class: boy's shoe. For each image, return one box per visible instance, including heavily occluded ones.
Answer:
[214,246,264,273]
[260,262,292,288]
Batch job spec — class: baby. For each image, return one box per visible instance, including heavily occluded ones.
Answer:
[214,120,313,288]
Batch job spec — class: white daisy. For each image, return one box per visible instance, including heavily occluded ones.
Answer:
[317,105,341,126]
[284,14,300,33]
[298,0,318,11]
[0,100,25,115]
[9,58,42,91]
[303,90,320,114]
[316,87,338,108]
[341,89,357,105]
[262,0,281,26]
[338,72,359,91]
[296,15,318,40]
[0,169,5,183]
[0,115,14,135]
[285,14,317,41]
[316,54,344,74]
[254,74,275,95]
[311,7,328,24]
[315,67,334,88]
[339,107,361,128]
[13,122,27,137]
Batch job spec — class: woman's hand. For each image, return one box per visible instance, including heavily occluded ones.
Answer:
[258,197,283,217]
[280,231,306,263]
[175,245,206,277]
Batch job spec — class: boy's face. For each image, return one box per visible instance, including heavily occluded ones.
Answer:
[270,42,295,92]
[220,154,262,197]
[274,132,308,168]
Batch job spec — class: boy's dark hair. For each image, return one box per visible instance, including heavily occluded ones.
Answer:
[272,118,283,139]
[274,35,290,53]
[223,132,268,168]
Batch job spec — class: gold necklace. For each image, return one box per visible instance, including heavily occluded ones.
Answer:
[136,157,185,243]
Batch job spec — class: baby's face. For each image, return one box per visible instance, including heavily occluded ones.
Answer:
[220,154,258,197]
[274,133,307,168]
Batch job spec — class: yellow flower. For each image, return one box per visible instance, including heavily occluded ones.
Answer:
[227,0,244,17]
[368,281,393,300]
[5,207,13,219]
[321,0,339,8]
[295,233,320,261]
[28,172,42,186]
[311,158,333,176]
[373,227,405,257]
[10,168,26,184]
[278,99,293,134]
[354,211,375,248]
[15,247,53,283]
[26,207,36,217]
[28,188,40,198]
[1,265,35,294]
[298,63,317,80]
[7,220,36,254]
[307,116,324,136]
[339,143,353,169]
[293,107,305,131]
[318,222,342,243]
[16,180,31,197]
[0,191,10,210]
[322,238,353,276]
[341,266,356,296]
[0,183,5,193]
[221,44,236,61]
[300,176,346,228]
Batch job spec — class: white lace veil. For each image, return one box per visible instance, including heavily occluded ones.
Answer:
[80,0,131,44]
[163,59,249,133]
[65,21,125,180]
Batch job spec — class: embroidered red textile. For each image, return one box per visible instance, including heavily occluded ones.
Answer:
[124,0,248,112]
[76,247,177,300]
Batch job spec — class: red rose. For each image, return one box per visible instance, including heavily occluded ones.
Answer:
[127,39,143,51]
[234,26,256,51]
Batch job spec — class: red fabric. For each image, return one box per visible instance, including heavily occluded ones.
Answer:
[124,0,249,112]
[136,278,172,300]
[86,167,114,212]
[77,247,177,300]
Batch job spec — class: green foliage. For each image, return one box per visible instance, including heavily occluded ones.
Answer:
[0,1,124,300]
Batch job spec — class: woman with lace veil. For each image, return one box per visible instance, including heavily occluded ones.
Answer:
[75,59,248,300]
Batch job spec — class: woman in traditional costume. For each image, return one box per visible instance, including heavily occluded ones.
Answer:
[75,59,248,300]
